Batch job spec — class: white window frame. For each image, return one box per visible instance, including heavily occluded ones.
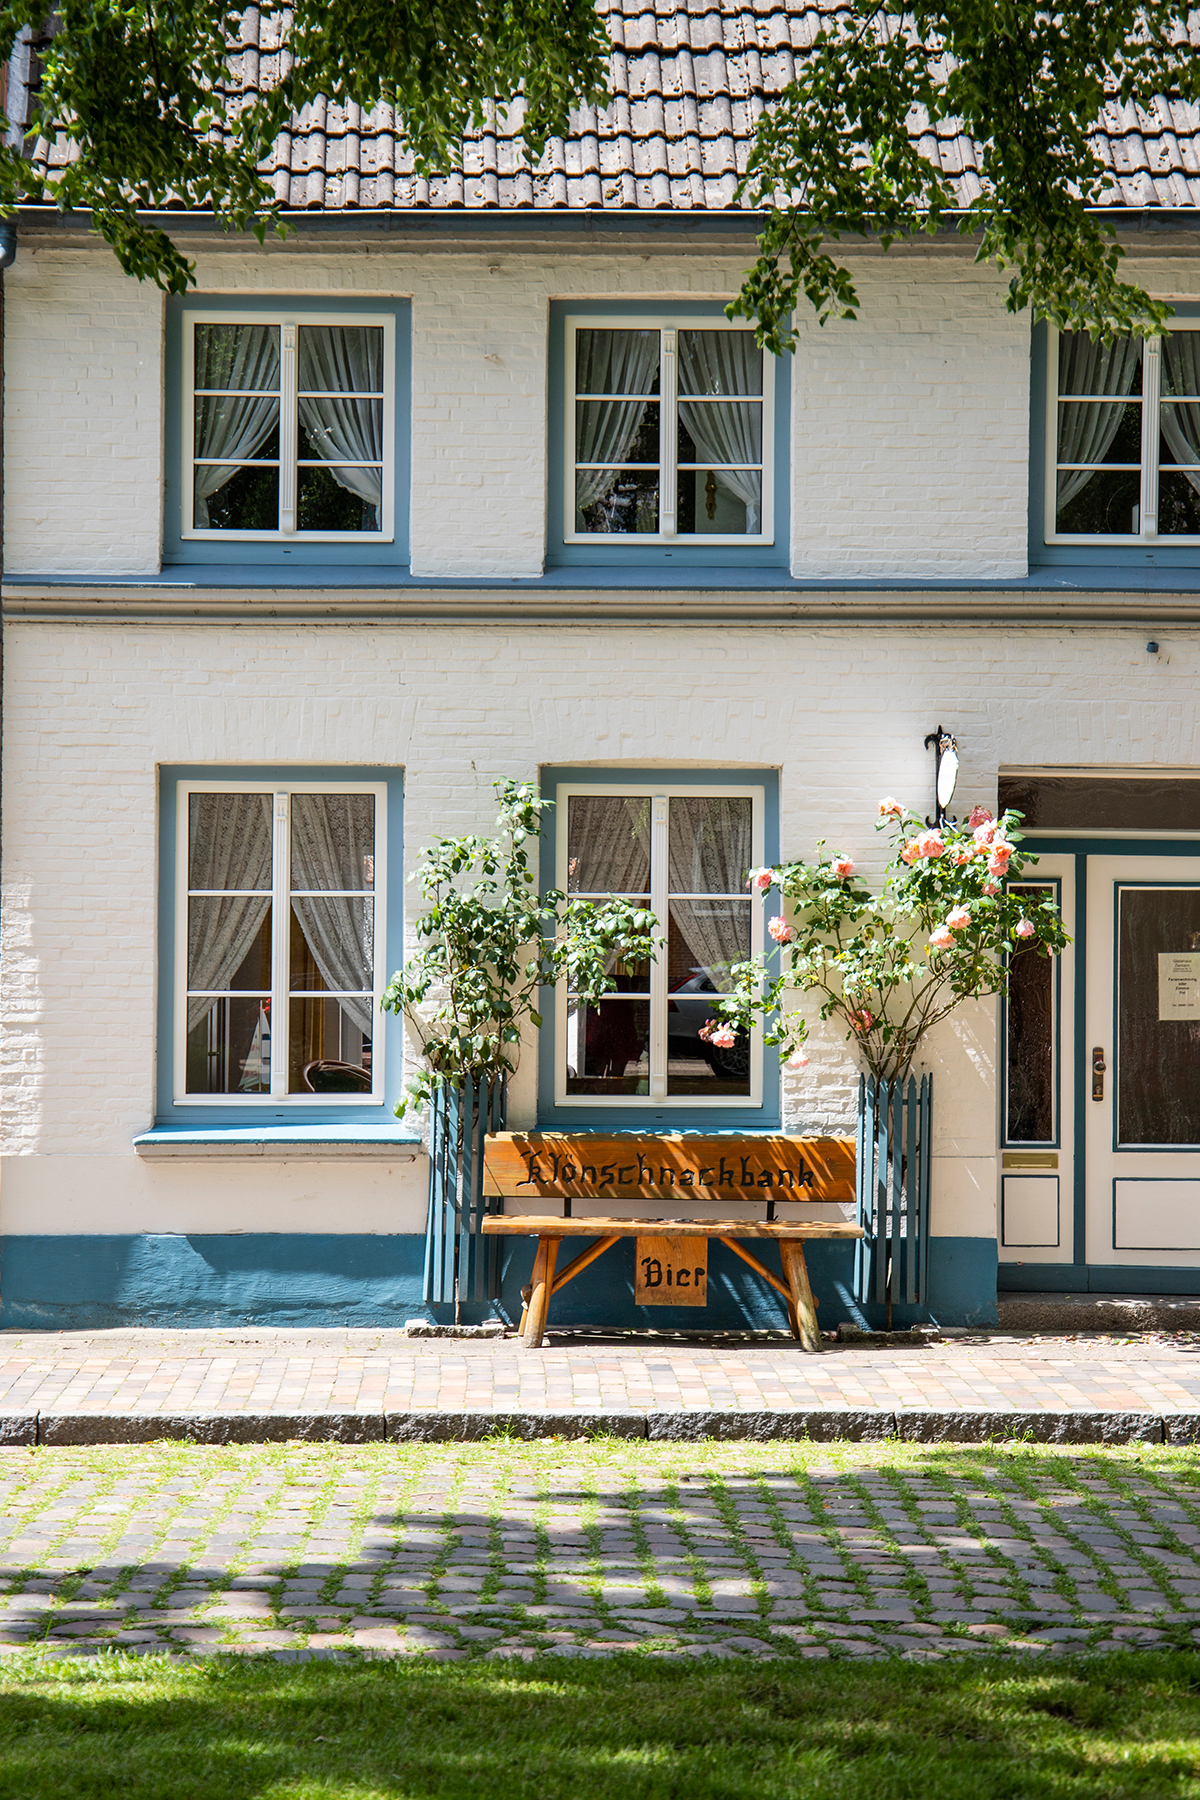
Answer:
[181,310,396,544]
[1045,320,1200,546]
[174,778,387,1106]
[564,315,774,547]
[552,780,765,1111]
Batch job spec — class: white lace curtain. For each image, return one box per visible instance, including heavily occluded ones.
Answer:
[186,793,273,1030]
[1056,333,1143,508]
[677,333,763,529]
[291,794,376,1034]
[1161,335,1200,498]
[574,331,661,512]
[193,326,281,526]
[566,795,652,893]
[668,797,752,988]
[298,327,384,511]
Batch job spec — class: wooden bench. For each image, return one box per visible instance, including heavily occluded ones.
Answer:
[481,1215,864,1350]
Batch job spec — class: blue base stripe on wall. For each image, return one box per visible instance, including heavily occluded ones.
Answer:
[1000,1262,1200,1295]
[0,1234,999,1331]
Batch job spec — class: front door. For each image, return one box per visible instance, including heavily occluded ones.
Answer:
[1085,857,1200,1269]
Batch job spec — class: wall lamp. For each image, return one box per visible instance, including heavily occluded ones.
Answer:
[924,725,959,828]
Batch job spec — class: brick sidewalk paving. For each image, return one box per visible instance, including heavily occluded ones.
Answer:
[0,1438,1199,1666]
[1,1329,1200,1427]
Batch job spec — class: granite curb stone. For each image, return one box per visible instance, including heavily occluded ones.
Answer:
[7,1408,1200,1445]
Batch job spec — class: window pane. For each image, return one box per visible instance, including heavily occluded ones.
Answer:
[194,323,280,393]
[678,401,762,466]
[1161,334,1200,398]
[1056,399,1141,467]
[291,794,375,890]
[1160,401,1200,467]
[297,465,381,532]
[1055,467,1140,535]
[1006,887,1055,1144]
[668,1015,751,1097]
[1057,330,1142,397]
[669,899,751,990]
[1118,887,1200,1146]
[567,795,651,893]
[188,793,273,891]
[575,399,658,467]
[187,898,272,991]
[298,325,384,394]
[195,464,279,531]
[298,398,383,465]
[677,469,761,536]
[186,997,273,1094]
[575,469,658,533]
[194,396,279,461]
[290,899,373,992]
[668,797,753,894]
[677,331,762,397]
[575,329,659,396]
[565,998,650,1094]
[1157,472,1200,536]
[289,998,373,1093]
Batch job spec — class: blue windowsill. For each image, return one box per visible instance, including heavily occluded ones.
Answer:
[134,1123,425,1158]
[14,561,1200,593]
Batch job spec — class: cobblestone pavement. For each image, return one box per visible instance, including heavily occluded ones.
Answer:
[2,1328,1200,1420]
[1,1439,1200,1666]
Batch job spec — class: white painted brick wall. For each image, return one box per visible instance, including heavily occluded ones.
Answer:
[5,616,1200,1241]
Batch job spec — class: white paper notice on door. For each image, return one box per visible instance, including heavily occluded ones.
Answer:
[1158,952,1200,1019]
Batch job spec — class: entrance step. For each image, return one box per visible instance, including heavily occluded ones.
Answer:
[998,1291,1200,1332]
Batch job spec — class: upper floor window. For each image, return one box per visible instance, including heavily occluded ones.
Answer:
[180,309,397,545]
[175,779,386,1105]
[1048,325,1200,543]
[565,318,773,546]
[547,778,768,1114]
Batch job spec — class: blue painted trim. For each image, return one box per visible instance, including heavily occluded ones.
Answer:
[157,764,405,1127]
[134,1124,421,1149]
[162,295,411,568]
[999,1261,1200,1295]
[535,766,781,1131]
[0,1232,997,1330]
[545,301,792,572]
[1030,306,1200,570]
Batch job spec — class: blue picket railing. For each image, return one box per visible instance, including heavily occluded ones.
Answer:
[424,1074,507,1309]
[854,1073,932,1321]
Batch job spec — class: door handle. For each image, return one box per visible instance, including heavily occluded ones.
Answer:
[1092,1046,1106,1101]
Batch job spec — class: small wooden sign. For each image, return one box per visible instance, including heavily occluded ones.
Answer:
[635,1236,708,1306]
[483,1133,855,1205]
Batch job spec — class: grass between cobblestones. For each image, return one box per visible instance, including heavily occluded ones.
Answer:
[0,1647,1199,1798]
[0,1440,1199,1791]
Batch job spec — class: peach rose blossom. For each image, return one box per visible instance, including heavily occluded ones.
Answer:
[967,805,995,829]
[831,854,856,878]
[901,829,945,864]
[849,1008,875,1032]
[982,881,999,896]
[786,1050,810,1069]
[946,906,972,930]
[973,819,999,848]
[707,1025,737,1050]
[748,866,774,893]
[928,925,954,950]
[1015,918,1036,939]
[768,915,792,944]
[878,797,904,817]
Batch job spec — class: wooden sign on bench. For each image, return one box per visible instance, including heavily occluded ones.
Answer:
[482,1133,855,1209]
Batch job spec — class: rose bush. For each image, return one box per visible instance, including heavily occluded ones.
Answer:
[709,801,1069,1084]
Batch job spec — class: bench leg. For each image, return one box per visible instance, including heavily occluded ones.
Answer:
[779,1240,821,1352]
[523,1237,559,1349]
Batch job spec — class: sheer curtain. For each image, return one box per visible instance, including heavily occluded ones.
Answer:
[186,793,273,1029]
[193,327,281,526]
[1056,332,1143,508]
[1161,335,1200,498]
[677,333,763,529]
[668,797,753,985]
[566,795,652,892]
[290,794,375,1033]
[575,330,661,511]
[297,327,384,511]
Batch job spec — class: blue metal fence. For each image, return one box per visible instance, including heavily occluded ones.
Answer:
[424,1075,507,1309]
[854,1073,932,1320]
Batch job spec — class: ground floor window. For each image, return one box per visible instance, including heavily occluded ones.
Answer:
[549,777,768,1112]
[176,779,385,1104]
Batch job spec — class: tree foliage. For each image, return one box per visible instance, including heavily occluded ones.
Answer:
[710,802,1069,1084]
[381,779,657,1115]
[0,0,609,291]
[730,0,1200,351]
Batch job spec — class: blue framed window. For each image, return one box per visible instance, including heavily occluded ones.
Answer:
[163,297,410,568]
[547,303,790,571]
[1031,308,1200,569]
[157,766,404,1124]
[538,767,780,1129]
